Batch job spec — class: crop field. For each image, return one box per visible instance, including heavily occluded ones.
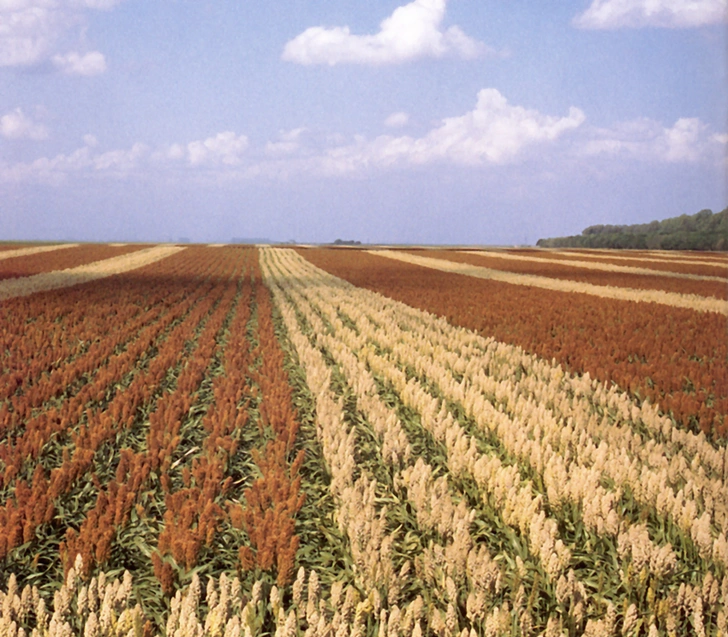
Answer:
[0,243,726,637]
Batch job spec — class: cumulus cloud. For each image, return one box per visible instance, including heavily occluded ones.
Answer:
[0,0,122,70]
[185,132,249,166]
[0,138,146,184]
[52,50,106,75]
[282,0,487,65]
[385,112,410,128]
[578,116,725,161]
[4,105,723,186]
[0,108,48,140]
[573,0,727,29]
[316,89,585,174]
[92,142,149,172]
[0,130,250,183]
[0,4,61,66]
[265,128,308,155]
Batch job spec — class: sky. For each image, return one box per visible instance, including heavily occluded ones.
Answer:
[0,0,726,245]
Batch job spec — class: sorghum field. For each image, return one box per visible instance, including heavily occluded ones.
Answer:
[0,243,726,637]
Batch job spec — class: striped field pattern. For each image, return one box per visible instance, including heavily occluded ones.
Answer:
[0,244,725,637]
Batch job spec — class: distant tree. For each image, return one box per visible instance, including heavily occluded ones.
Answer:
[537,207,727,251]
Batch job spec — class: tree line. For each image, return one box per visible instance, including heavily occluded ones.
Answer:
[537,207,728,250]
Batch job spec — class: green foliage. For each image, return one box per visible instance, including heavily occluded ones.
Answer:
[537,207,728,250]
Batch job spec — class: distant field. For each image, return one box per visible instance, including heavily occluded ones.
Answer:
[0,244,726,636]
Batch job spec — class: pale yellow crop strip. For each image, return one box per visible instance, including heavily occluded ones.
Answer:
[277,250,719,629]
[463,250,727,282]
[368,320,701,573]
[380,297,728,520]
[273,252,591,586]
[320,260,728,568]
[288,306,499,626]
[287,254,674,576]
[0,245,185,301]
[554,249,728,269]
[644,249,728,264]
[372,314,727,535]
[265,248,477,635]
[289,250,728,631]
[268,251,486,597]
[286,250,728,579]
[329,248,728,532]
[0,554,425,637]
[274,290,404,598]
[368,249,728,315]
[0,243,79,261]
[297,248,725,487]
[260,248,403,601]
[267,248,561,632]
[363,293,728,492]
[275,257,505,618]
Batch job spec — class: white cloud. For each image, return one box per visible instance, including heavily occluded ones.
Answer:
[9,138,148,182]
[75,0,125,9]
[165,143,186,161]
[0,4,61,66]
[661,118,706,161]
[52,50,106,75]
[265,128,307,155]
[282,0,487,65]
[385,112,410,128]
[573,0,727,28]
[0,108,48,140]
[579,116,724,162]
[0,0,122,69]
[92,142,148,172]
[0,130,254,183]
[3,105,723,187]
[316,89,585,173]
[185,132,249,166]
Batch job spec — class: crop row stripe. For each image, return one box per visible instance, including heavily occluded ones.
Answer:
[264,248,526,633]
[408,321,727,540]
[0,245,184,301]
[274,252,508,619]
[465,250,727,282]
[369,250,728,315]
[0,255,214,488]
[555,249,728,268]
[0,296,169,435]
[292,250,728,569]
[0,253,235,560]
[358,309,689,570]
[65,260,243,576]
[370,297,728,539]
[260,248,399,597]
[267,249,620,631]
[270,249,725,630]
[0,243,79,261]
[236,257,306,586]
[300,250,726,489]
[279,253,609,558]
[371,279,727,488]
[283,248,727,628]
[154,254,253,581]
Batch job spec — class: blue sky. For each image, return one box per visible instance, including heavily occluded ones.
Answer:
[1,0,726,244]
